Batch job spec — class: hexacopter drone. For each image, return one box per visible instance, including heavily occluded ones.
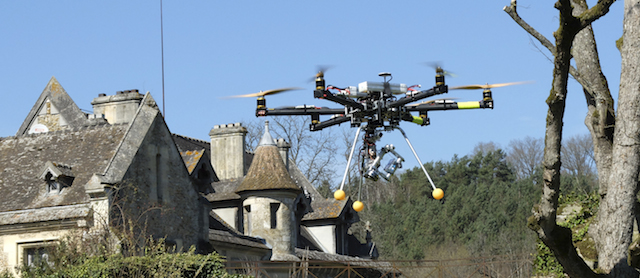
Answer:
[228,67,527,211]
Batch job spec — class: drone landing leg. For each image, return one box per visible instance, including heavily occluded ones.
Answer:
[339,126,363,191]
[395,127,437,191]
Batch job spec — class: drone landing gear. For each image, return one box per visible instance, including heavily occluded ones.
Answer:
[334,126,444,212]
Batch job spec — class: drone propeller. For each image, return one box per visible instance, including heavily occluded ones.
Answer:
[424,62,457,77]
[308,65,333,83]
[406,98,459,107]
[223,87,303,99]
[449,81,532,90]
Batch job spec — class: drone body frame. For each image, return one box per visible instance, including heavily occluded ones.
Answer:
[230,68,527,209]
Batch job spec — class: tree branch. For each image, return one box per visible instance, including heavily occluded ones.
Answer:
[578,0,616,28]
[503,0,593,94]
[503,1,554,52]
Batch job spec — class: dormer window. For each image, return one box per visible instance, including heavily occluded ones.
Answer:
[45,173,60,194]
[39,161,74,194]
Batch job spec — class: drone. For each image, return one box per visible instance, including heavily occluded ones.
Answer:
[228,68,527,211]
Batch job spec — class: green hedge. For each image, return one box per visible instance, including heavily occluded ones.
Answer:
[13,249,247,278]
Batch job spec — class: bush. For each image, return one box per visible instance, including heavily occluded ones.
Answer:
[17,236,247,278]
[19,247,246,278]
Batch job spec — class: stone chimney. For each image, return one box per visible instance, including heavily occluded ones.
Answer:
[209,123,247,180]
[276,138,290,171]
[91,90,144,125]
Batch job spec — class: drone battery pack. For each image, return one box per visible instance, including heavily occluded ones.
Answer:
[358,81,407,95]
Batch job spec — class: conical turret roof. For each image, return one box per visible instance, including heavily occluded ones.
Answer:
[236,121,301,194]
[258,121,277,147]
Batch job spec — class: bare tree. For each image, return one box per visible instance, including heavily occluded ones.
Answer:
[242,120,262,153]
[562,133,597,194]
[244,116,340,186]
[561,133,595,177]
[472,141,501,155]
[504,0,640,276]
[506,136,544,179]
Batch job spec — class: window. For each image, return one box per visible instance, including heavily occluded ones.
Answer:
[164,239,183,253]
[39,161,74,195]
[19,241,56,268]
[24,246,50,266]
[270,203,280,229]
[45,173,60,194]
[156,153,163,202]
[244,205,251,235]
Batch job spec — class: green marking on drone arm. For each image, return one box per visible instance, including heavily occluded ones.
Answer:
[457,101,480,109]
[411,116,424,125]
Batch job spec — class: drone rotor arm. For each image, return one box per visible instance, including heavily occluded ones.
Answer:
[314,89,365,110]
[265,108,344,115]
[405,100,493,112]
[388,85,448,109]
[309,115,350,131]
[399,112,428,126]
[256,105,344,117]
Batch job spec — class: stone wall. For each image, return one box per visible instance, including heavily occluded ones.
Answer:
[117,114,208,251]
[242,191,300,261]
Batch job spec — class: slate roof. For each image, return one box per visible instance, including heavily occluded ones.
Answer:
[206,179,242,201]
[294,248,391,273]
[0,125,128,212]
[209,229,271,250]
[295,248,377,263]
[0,203,91,225]
[180,149,205,174]
[172,134,210,154]
[209,211,270,250]
[235,145,302,194]
[302,198,350,221]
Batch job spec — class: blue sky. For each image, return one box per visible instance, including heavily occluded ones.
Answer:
[0,1,624,173]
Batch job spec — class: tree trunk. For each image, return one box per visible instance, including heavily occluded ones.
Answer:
[532,2,601,276]
[570,0,615,196]
[568,1,620,271]
[504,0,616,276]
[594,1,640,274]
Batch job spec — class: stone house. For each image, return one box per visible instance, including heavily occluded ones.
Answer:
[0,77,377,276]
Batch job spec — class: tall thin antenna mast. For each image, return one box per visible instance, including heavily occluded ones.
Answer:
[160,0,166,117]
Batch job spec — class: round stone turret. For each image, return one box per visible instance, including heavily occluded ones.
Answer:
[237,121,302,261]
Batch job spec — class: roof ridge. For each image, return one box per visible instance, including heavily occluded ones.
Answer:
[100,92,158,179]
[0,203,91,216]
[5,123,127,140]
[172,133,210,145]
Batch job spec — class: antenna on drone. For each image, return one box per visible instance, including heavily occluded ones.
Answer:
[378,72,392,82]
